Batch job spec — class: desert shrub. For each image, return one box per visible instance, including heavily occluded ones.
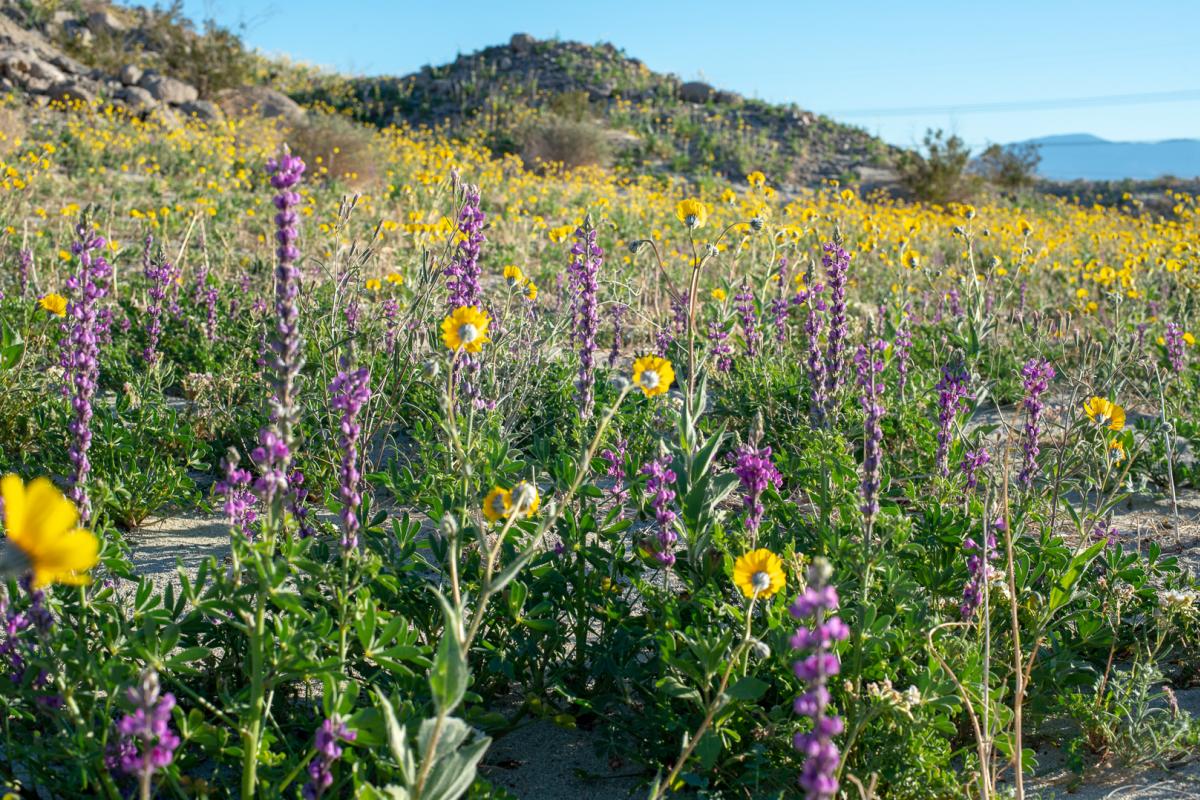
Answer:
[976,142,1042,194]
[519,114,611,171]
[284,113,380,187]
[897,128,980,203]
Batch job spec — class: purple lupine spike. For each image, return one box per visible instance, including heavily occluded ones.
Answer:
[607,303,627,368]
[669,292,690,339]
[821,242,850,404]
[16,248,31,298]
[803,278,829,428]
[254,148,307,510]
[734,282,761,358]
[731,445,782,538]
[641,455,679,567]
[329,367,371,550]
[143,244,175,366]
[568,220,602,419]
[934,360,971,477]
[600,437,628,510]
[961,518,1001,619]
[106,669,180,787]
[654,326,673,358]
[303,717,356,800]
[216,450,258,537]
[1018,358,1055,489]
[1164,322,1186,372]
[61,219,111,524]
[854,340,887,523]
[789,559,847,800]
[382,298,399,357]
[288,469,314,538]
[960,448,990,491]
[894,305,912,400]
[707,321,732,373]
[445,185,485,309]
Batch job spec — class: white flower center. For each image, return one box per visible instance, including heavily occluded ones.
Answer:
[751,571,771,592]
[458,323,479,344]
[640,369,660,389]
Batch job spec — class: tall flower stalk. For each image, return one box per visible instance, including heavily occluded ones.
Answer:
[801,276,828,427]
[642,455,679,567]
[822,241,850,409]
[731,445,782,544]
[1017,358,1054,489]
[854,340,886,526]
[734,281,760,358]
[107,669,180,800]
[934,359,970,477]
[569,218,602,419]
[445,185,484,309]
[894,305,912,401]
[143,246,174,366]
[330,367,371,551]
[61,218,111,524]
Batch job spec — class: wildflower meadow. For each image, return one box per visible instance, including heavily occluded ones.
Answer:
[0,11,1198,800]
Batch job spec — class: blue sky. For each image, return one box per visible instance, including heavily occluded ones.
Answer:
[164,0,1199,148]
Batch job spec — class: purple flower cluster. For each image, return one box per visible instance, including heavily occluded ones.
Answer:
[960,448,990,491]
[1018,358,1055,489]
[600,437,628,509]
[894,306,912,399]
[802,279,829,427]
[382,298,399,357]
[330,367,371,550]
[707,321,733,373]
[569,222,602,419]
[1164,322,1186,372]
[216,451,258,537]
[17,247,30,298]
[608,303,627,367]
[303,717,356,800]
[934,360,970,477]
[0,589,32,684]
[789,560,847,800]
[768,257,791,345]
[445,185,485,309]
[258,149,307,509]
[641,455,679,567]
[194,267,218,342]
[961,519,1001,619]
[734,282,760,358]
[822,243,850,402]
[61,221,112,524]
[143,245,175,365]
[106,670,180,787]
[854,340,887,523]
[731,445,782,538]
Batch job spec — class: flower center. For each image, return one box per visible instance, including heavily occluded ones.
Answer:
[641,369,660,389]
[458,323,479,344]
[685,214,698,228]
[751,571,771,592]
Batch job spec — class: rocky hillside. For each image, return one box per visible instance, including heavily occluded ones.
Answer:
[306,33,898,188]
[0,2,896,188]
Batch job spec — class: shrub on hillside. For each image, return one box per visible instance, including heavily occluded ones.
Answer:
[520,114,611,172]
[976,142,1042,194]
[897,128,981,203]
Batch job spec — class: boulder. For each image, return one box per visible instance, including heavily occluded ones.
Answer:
[679,81,715,103]
[87,9,128,36]
[510,33,536,54]
[0,49,65,84]
[215,85,305,124]
[118,63,143,86]
[116,85,156,111]
[713,90,742,106]
[179,99,223,122]
[140,72,198,105]
[48,79,96,106]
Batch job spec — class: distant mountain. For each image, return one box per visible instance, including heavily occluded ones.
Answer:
[1012,133,1200,181]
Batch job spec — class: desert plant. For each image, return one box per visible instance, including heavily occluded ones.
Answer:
[519,114,611,171]
[898,128,980,203]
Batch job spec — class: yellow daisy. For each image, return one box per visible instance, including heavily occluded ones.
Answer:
[1,475,99,588]
[511,481,540,518]
[631,355,674,398]
[1083,396,1125,431]
[38,293,67,317]
[503,265,525,286]
[525,282,538,302]
[482,487,512,523]
[732,549,785,599]
[365,278,382,292]
[1108,438,1126,463]
[441,306,491,353]
[675,198,709,230]
[710,288,727,302]
[385,272,404,286]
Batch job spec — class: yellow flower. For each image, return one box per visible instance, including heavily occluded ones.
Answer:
[903,251,920,269]
[631,355,674,398]
[38,293,67,317]
[732,549,785,599]
[482,487,512,523]
[511,481,540,518]
[441,306,491,353]
[1,475,99,588]
[675,198,709,229]
[1109,437,1126,462]
[365,278,382,292]
[721,188,737,205]
[1185,332,1197,347]
[503,265,525,285]
[746,170,766,188]
[385,272,404,286]
[525,281,538,302]
[1083,396,1125,431]
[710,287,727,302]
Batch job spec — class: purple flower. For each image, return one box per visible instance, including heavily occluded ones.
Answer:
[934,360,970,477]
[1018,358,1055,489]
[106,670,180,786]
[303,717,356,800]
[707,321,733,373]
[734,282,761,358]
[142,240,175,365]
[382,298,399,356]
[600,437,628,510]
[61,220,111,524]
[731,445,782,538]
[569,221,602,419]
[1164,322,1186,372]
[330,367,371,550]
[607,303,627,368]
[16,247,30,298]
[216,450,258,537]
[822,242,850,404]
[789,560,847,800]
[960,448,990,491]
[641,456,679,567]
[194,267,218,342]
[445,186,485,309]
[894,306,912,400]
[961,519,1001,619]
[854,341,887,523]
[802,278,828,427]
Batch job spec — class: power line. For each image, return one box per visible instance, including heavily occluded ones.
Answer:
[826,89,1200,117]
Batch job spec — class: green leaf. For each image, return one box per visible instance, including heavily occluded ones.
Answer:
[725,676,769,702]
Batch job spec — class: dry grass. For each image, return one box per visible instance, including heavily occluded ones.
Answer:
[283,113,379,188]
[0,107,26,154]
[519,115,611,172]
